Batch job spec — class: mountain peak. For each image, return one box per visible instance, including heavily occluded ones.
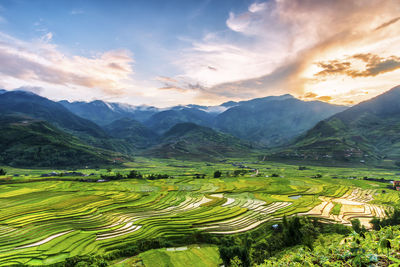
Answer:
[7,90,39,97]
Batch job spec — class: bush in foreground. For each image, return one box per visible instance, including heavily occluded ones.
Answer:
[260,225,400,266]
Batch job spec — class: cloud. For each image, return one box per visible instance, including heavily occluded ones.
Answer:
[156,76,178,84]
[207,59,305,99]
[170,0,400,105]
[317,96,332,102]
[70,9,84,15]
[2,0,400,107]
[40,32,53,43]
[157,75,207,94]
[352,54,400,77]
[14,86,43,94]
[375,16,400,31]
[159,86,187,92]
[0,32,135,96]
[315,54,400,78]
[303,92,317,98]
[315,61,351,77]
[248,2,268,13]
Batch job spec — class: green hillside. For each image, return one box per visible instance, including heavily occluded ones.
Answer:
[145,108,214,135]
[215,95,346,147]
[0,91,108,138]
[144,122,251,160]
[103,117,159,149]
[0,114,126,167]
[261,225,400,266]
[272,86,400,166]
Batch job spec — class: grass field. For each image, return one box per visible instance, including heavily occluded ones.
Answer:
[112,245,221,267]
[0,157,399,265]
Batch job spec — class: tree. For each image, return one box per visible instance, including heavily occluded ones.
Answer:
[0,169,6,175]
[230,256,243,267]
[351,219,363,233]
[127,170,142,179]
[213,170,222,178]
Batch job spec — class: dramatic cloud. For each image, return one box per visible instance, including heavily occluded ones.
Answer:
[317,96,332,102]
[315,54,400,78]
[303,92,317,99]
[374,16,400,31]
[315,61,352,77]
[0,31,200,107]
[166,0,400,105]
[2,0,400,106]
[0,32,136,98]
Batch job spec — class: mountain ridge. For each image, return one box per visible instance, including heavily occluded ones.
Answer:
[271,85,400,166]
[143,122,252,161]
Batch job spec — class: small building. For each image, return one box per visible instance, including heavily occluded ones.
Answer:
[393,181,400,191]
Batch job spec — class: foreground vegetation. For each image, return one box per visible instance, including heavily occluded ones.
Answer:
[0,157,399,266]
[261,224,400,266]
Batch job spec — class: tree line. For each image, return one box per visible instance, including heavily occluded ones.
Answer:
[100,170,170,181]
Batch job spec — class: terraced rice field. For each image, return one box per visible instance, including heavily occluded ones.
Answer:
[301,188,387,228]
[0,160,398,265]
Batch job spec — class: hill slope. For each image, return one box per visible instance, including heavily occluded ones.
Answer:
[214,95,347,147]
[0,114,124,167]
[274,85,400,165]
[0,91,143,154]
[145,108,215,135]
[144,122,251,160]
[103,118,159,149]
[0,91,108,138]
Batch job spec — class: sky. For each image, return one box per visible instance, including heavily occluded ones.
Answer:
[0,0,399,107]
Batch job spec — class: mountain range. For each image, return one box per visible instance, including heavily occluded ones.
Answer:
[144,122,251,161]
[61,94,346,146]
[1,85,400,167]
[271,86,400,166]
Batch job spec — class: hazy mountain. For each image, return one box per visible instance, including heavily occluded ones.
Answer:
[0,91,144,154]
[60,100,132,126]
[214,95,347,147]
[175,104,229,114]
[103,117,159,149]
[275,85,400,165]
[58,94,345,148]
[0,114,123,167]
[144,122,251,160]
[144,107,215,135]
[0,91,108,138]
[60,100,159,125]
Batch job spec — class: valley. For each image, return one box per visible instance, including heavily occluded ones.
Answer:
[1,87,400,266]
[0,158,398,265]
[1,1,400,265]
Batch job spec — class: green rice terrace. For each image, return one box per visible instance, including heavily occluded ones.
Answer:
[0,157,399,266]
